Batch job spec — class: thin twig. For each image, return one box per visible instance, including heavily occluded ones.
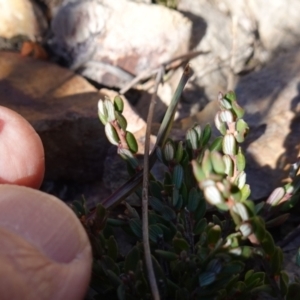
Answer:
[142,66,164,300]
[120,50,206,95]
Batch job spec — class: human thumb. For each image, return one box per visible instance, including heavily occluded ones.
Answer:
[0,185,92,300]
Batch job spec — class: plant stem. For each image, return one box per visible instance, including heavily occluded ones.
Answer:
[142,66,164,300]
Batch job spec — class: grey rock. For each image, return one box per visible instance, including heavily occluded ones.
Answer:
[235,48,300,200]
[49,0,192,88]
[178,0,256,106]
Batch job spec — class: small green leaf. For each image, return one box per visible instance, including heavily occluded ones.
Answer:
[187,187,200,212]
[206,258,222,274]
[173,237,190,253]
[173,164,184,189]
[100,255,120,275]
[113,95,124,113]
[199,271,216,287]
[214,113,227,135]
[117,284,126,300]
[235,171,246,190]
[265,213,290,228]
[204,184,224,206]
[231,100,245,118]
[125,202,140,219]
[164,141,175,161]
[106,269,122,287]
[107,236,118,261]
[71,200,87,217]
[155,250,178,261]
[150,181,163,200]
[129,218,142,239]
[135,268,149,297]
[149,196,164,213]
[104,98,116,122]
[212,214,222,227]
[194,218,207,235]
[192,160,206,182]
[151,255,167,293]
[149,225,164,243]
[156,147,165,163]
[219,110,234,123]
[98,99,108,124]
[98,111,108,125]
[202,149,213,176]
[252,217,266,242]
[210,151,226,174]
[280,270,289,296]
[222,261,245,274]
[200,124,211,146]
[223,133,236,155]
[161,205,177,221]
[115,111,127,130]
[207,225,221,246]
[105,123,119,146]
[186,128,198,150]
[193,124,202,140]
[175,195,183,210]
[174,141,184,163]
[244,271,265,286]
[236,119,249,135]
[223,155,234,177]
[96,203,107,220]
[172,187,179,207]
[236,147,246,171]
[270,246,283,274]
[266,187,285,207]
[239,223,253,238]
[224,91,237,102]
[124,246,140,272]
[209,136,223,151]
[125,131,138,153]
[235,131,246,143]
[250,284,272,295]
[107,218,127,226]
[155,223,173,241]
[241,184,251,201]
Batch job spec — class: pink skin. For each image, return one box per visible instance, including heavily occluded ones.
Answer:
[0,107,92,300]
[0,106,45,188]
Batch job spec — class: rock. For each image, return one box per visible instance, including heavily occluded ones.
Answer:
[0,0,47,40]
[246,0,300,53]
[235,48,300,199]
[210,0,300,57]
[177,0,256,106]
[49,0,192,88]
[35,0,65,19]
[0,51,108,182]
[177,0,300,113]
